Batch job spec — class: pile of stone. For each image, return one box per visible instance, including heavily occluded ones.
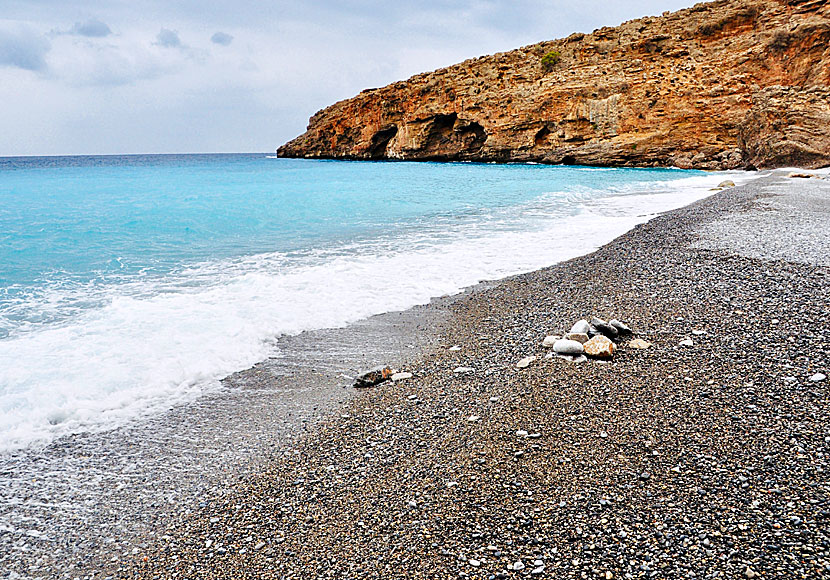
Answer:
[544,317,633,361]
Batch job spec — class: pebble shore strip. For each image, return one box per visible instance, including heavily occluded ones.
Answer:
[122,173,829,579]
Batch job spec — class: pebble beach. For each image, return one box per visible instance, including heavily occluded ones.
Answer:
[113,171,828,578]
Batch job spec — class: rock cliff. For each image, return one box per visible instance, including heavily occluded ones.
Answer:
[278,0,830,169]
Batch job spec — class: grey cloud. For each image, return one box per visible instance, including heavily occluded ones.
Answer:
[0,28,50,71]
[210,31,233,46]
[154,28,182,48]
[69,18,112,38]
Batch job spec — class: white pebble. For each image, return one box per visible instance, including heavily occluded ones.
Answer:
[516,355,536,369]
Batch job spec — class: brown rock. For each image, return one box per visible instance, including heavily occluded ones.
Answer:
[279,0,830,170]
[354,366,393,388]
[583,335,616,358]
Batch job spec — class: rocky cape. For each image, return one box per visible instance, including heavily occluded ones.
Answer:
[278,0,830,170]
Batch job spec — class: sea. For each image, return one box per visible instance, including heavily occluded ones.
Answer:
[0,154,741,453]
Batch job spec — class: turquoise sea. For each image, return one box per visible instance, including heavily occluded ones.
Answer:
[0,154,734,450]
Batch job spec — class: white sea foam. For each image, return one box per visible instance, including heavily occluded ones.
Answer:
[0,170,753,451]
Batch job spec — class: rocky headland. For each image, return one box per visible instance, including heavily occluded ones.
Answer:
[278,0,830,170]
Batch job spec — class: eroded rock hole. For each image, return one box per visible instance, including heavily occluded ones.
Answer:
[368,125,398,159]
[423,114,487,158]
[534,127,552,147]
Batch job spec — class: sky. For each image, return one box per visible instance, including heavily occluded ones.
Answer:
[0,1,696,156]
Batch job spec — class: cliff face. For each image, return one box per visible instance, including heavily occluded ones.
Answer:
[279,0,830,170]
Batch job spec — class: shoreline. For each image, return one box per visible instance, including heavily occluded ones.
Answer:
[3,168,827,579]
[0,293,458,578]
[117,169,828,578]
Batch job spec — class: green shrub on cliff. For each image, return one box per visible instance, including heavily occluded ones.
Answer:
[541,50,561,72]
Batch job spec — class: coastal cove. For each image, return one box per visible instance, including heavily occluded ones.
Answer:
[1,156,750,577]
[3,0,829,578]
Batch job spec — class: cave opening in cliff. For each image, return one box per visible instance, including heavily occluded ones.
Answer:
[462,121,488,152]
[423,113,488,159]
[424,114,459,156]
[367,125,398,159]
[561,155,577,165]
[534,126,552,147]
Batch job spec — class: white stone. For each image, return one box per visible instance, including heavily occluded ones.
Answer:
[449,345,462,351]
[570,319,591,334]
[454,366,474,373]
[467,415,480,422]
[516,355,536,369]
[809,373,826,382]
[516,430,529,437]
[542,335,559,348]
[391,372,413,381]
[679,339,694,347]
[564,332,589,344]
[553,339,584,355]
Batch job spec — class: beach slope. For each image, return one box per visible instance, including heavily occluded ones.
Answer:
[126,172,830,578]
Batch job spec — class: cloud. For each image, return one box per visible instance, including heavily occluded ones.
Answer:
[68,18,112,38]
[0,27,50,71]
[154,28,182,48]
[210,31,233,46]
[0,0,701,155]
